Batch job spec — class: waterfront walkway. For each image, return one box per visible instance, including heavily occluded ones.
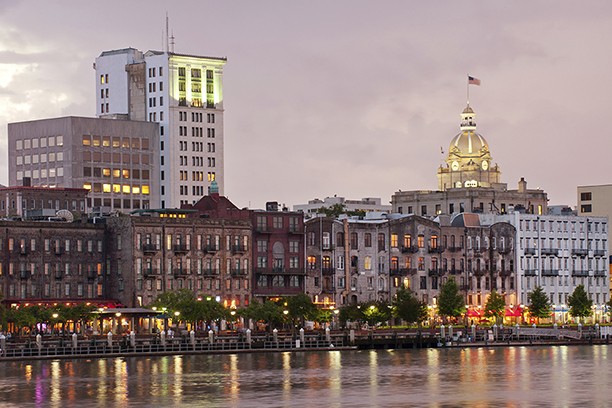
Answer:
[0,327,606,361]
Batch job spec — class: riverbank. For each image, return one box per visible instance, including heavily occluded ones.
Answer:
[0,327,606,362]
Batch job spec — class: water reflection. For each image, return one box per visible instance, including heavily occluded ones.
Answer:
[1,346,612,407]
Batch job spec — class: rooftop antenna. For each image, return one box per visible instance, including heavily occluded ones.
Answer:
[170,30,175,53]
[165,12,169,52]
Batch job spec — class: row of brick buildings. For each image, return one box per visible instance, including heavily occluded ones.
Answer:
[0,184,523,313]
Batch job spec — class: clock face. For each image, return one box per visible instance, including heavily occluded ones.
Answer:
[455,181,462,188]
[481,160,489,170]
[451,161,459,171]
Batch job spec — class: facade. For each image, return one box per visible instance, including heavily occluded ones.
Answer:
[0,220,108,305]
[251,203,306,301]
[0,185,89,220]
[392,106,548,217]
[105,210,252,309]
[95,48,227,209]
[305,212,517,315]
[481,212,609,322]
[294,196,391,215]
[7,116,159,213]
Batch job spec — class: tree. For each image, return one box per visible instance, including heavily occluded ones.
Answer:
[568,284,593,322]
[527,286,552,323]
[338,304,363,328]
[392,287,428,326]
[240,300,283,331]
[437,279,466,323]
[316,203,366,218]
[286,294,317,328]
[362,300,392,327]
[484,290,506,324]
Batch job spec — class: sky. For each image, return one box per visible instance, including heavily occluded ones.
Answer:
[1,1,611,210]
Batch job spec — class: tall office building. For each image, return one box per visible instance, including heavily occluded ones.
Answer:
[8,116,159,212]
[94,48,227,209]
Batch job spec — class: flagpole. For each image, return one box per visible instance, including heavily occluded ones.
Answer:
[466,74,470,106]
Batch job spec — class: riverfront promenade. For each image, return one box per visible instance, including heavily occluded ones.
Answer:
[0,325,607,361]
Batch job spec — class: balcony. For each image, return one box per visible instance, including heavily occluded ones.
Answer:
[203,245,219,254]
[524,269,538,277]
[19,270,30,280]
[541,269,559,277]
[428,245,445,254]
[54,271,63,280]
[18,246,28,256]
[173,244,189,254]
[594,249,606,257]
[449,268,464,275]
[571,270,589,277]
[594,270,607,277]
[203,268,219,277]
[288,227,303,234]
[572,248,588,256]
[232,245,246,254]
[142,243,158,254]
[401,246,419,254]
[541,248,560,256]
[173,269,188,278]
[322,267,335,276]
[499,269,513,277]
[87,271,98,281]
[231,268,248,277]
[448,246,463,253]
[473,269,487,277]
[54,247,64,256]
[497,247,511,254]
[524,248,537,255]
[390,268,402,276]
[253,286,304,296]
[428,268,444,277]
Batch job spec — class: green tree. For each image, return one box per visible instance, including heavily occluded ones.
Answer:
[316,203,366,218]
[437,279,466,323]
[484,290,506,324]
[362,300,392,327]
[286,294,317,328]
[338,304,363,328]
[392,287,428,326]
[527,286,552,323]
[240,300,284,331]
[568,284,593,322]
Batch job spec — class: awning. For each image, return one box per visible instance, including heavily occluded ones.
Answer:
[504,307,523,317]
[467,309,483,317]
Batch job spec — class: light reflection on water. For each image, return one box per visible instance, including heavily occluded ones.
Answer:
[0,346,612,407]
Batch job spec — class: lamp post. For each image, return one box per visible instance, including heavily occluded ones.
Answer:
[51,313,59,336]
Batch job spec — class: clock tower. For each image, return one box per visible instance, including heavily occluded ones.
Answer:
[437,105,502,191]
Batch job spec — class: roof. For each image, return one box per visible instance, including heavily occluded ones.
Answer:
[146,50,227,62]
[0,186,89,193]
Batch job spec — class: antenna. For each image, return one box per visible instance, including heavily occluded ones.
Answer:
[170,30,175,53]
[165,12,169,52]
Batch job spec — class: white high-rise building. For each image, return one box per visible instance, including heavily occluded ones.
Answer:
[94,48,227,209]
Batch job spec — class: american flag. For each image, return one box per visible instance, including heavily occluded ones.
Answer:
[468,76,481,86]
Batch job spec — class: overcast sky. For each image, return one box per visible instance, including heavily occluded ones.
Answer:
[1,1,611,210]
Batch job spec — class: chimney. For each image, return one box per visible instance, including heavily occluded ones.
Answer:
[518,177,527,193]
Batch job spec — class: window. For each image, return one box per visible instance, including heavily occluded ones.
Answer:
[364,233,372,247]
[581,204,592,213]
[417,235,425,248]
[378,233,385,251]
[391,233,398,248]
[580,192,592,201]
[350,233,358,249]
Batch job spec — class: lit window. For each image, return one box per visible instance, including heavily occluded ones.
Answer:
[122,169,130,178]
[103,184,111,193]
[122,185,131,194]
[113,169,121,178]
[82,136,91,146]
[132,186,140,194]
[103,168,111,177]
[83,183,92,190]
[142,185,150,195]
[113,184,121,193]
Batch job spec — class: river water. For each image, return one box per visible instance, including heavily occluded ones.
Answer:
[0,345,610,407]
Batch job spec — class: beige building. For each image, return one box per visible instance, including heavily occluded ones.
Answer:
[392,105,548,217]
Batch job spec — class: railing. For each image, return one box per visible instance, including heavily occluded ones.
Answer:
[524,269,538,276]
[572,248,588,256]
[571,270,589,277]
[540,248,559,256]
[231,245,246,254]
[593,270,607,277]
[497,247,511,254]
[401,246,419,254]
[19,270,30,280]
[143,269,159,278]
[230,269,248,277]
[541,269,559,277]
[594,249,606,257]
[524,248,537,255]
[203,245,219,253]
[173,244,188,254]
[428,245,445,254]
[448,246,463,253]
[321,267,335,276]
[203,269,219,276]
[449,268,464,275]
[255,226,271,233]
[142,243,158,254]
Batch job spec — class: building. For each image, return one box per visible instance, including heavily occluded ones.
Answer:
[94,48,227,209]
[0,184,89,220]
[480,212,609,323]
[8,116,159,213]
[392,105,548,217]
[251,202,306,301]
[294,196,392,215]
[0,219,109,306]
[305,212,516,318]
[105,208,252,309]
